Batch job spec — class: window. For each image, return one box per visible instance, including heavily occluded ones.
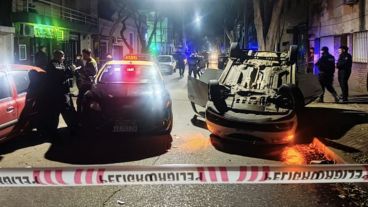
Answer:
[10,70,30,95]
[353,31,368,63]
[0,74,11,100]
[19,44,27,61]
[99,64,160,84]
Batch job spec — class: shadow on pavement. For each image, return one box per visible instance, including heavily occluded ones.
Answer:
[296,107,368,142]
[0,131,48,156]
[346,95,368,104]
[44,128,172,165]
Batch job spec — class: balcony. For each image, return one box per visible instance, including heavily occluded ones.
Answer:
[13,0,98,32]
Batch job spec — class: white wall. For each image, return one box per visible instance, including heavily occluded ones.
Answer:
[0,26,15,64]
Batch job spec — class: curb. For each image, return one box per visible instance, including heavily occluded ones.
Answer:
[311,137,348,164]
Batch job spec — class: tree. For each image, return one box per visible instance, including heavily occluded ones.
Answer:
[253,0,286,51]
[109,0,131,54]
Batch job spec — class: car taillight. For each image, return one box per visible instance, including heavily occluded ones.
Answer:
[126,67,135,72]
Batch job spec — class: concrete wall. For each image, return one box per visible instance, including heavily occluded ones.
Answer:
[99,17,142,59]
[310,0,368,93]
[0,26,15,64]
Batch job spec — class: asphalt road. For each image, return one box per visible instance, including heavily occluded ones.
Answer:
[0,71,351,207]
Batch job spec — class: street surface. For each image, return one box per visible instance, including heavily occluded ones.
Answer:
[0,71,360,207]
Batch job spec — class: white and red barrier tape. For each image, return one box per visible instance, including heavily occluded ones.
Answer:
[0,165,367,187]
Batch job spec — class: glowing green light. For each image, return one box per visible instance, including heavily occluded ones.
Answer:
[33,24,68,41]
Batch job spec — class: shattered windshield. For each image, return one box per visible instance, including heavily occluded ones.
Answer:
[0,0,367,206]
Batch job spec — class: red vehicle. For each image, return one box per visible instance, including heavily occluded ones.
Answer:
[0,64,44,142]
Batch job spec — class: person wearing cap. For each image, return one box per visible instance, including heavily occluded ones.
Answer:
[41,50,78,138]
[316,46,340,103]
[336,46,352,103]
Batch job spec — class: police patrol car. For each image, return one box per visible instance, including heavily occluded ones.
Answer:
[81,54,173,135]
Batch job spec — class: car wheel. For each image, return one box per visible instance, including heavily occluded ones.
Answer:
[158,110,173,135]
[278,85,305,112]
[209,80,228,113]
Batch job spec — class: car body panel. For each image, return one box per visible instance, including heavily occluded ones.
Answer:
[188,49,322,144]
[188,69,224,108]
[0,65,44,141]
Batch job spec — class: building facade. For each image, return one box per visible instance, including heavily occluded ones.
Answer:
[309,0,368,92]
[98,16,143,64]
[11,0,98,65]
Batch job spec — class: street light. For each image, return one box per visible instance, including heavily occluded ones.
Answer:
[194,14,201,27]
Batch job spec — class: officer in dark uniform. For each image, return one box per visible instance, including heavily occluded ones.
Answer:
[42,50,78,137]
[187,53,199,78]
[316,47,339,103]
[336,46,352,103]
[177,53,186,78]
[35,46,49,69]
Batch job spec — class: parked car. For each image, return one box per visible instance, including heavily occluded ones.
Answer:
[0,64,44,142]
[157,55,176,75]
[81,55,173,135]
[188,44,323,144]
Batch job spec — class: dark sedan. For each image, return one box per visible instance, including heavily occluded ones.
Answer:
[81,59,173,135]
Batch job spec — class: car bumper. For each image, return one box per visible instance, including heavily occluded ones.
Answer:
[159,66,174,74]
[205,106,297,144]
[84,108,172,134]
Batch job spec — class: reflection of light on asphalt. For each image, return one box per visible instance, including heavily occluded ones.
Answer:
[281,146,306,165]
[179,133,211,152]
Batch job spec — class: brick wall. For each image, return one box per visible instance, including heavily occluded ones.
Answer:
[351,63,368,93]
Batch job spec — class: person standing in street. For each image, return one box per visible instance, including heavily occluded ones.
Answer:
[35,46,49,69]
[187,53,199,79]
[316,47,340,103]
[336,46,352,103]
[177,53,186,78]
[307,47,315,74]
[41,50,78,138]
[76,49,98,113]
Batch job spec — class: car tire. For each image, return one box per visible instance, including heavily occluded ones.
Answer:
[158,110,173,135]
[209,80,228,113]
[279,85,305,112]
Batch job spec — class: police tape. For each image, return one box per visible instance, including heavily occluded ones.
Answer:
[0,164,367,187]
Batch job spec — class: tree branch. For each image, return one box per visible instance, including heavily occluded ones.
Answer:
[120,15,134,54]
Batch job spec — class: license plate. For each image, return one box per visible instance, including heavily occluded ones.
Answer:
[113,120,138,133]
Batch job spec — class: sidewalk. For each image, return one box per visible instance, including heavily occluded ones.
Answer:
[307,90,368,163]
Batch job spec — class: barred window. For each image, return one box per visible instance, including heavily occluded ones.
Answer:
[353,32,368,63]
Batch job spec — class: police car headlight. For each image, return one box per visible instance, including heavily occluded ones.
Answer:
[89,101,102,111]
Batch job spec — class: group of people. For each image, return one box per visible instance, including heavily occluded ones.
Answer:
[175,52,204,79]
[315,46,352,103]
[27,46,98,138]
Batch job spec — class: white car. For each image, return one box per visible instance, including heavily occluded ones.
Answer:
[157,55,176,75]
[188,44,323,144]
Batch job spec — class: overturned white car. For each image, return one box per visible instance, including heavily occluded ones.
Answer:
[188,44,322,144]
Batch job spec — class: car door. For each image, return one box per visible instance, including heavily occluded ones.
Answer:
[0,72,18,139]
[9,70,30,113]
[296,71,323,105]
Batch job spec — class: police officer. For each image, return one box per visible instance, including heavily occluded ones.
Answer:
[76,49,98,113]
[316,47,339,103]
[42,50,78,137]
[336,46,352,103]
[177,53,186,78]
[35,46,49,69]
[187,53,199,78]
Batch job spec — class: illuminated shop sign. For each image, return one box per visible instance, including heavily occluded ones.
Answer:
[33,25,69,41]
